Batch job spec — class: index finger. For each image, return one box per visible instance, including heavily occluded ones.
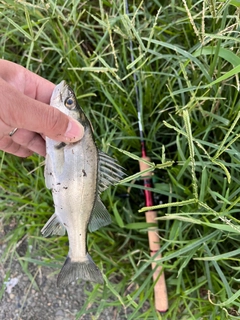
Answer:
[0,59,55,103]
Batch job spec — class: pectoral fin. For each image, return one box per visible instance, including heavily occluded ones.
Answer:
[54,142,67,150]
[88,196,111,232]
[98,151,125,193]
[88,151,125,232]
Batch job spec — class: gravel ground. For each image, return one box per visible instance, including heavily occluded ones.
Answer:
[0,222,125,320]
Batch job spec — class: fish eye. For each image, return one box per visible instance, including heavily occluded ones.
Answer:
[65,97,75,109]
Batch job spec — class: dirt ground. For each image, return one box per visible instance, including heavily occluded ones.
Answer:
[0,223,125,320]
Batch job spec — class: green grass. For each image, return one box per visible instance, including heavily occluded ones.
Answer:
[0,0,240,319]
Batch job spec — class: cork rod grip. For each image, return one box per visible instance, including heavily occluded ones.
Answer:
[139,157,168,313]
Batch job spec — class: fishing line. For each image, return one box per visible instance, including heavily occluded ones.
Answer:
[124,0,168,313]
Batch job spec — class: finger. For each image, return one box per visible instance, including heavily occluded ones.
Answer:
[24,69,55,103]
[11,129,46,157]
[0,135,33,158]
[0,119,16,136]
[0,59,54,104]
[0,78,84,143]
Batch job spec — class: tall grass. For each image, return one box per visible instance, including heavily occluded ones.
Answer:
[0,0,240,319]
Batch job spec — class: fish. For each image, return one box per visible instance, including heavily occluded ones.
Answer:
[41,80,125,286]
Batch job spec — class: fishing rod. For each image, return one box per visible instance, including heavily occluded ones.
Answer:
[125,1,168,313]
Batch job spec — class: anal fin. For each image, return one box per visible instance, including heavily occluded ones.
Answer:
[88,196,111,232]
[41,213,66,237]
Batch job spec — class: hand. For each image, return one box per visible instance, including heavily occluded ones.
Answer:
[0,60,84,157]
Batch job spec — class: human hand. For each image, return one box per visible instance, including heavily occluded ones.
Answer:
[0,60,84,157]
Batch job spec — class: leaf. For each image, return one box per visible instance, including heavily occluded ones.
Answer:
[194,46,240,68]
[194,248,240,261]
[124,222,157,230]
[139,199,197,212]
[219,0,240,7]
[6,17,32,40]
[158,215,240,234]
[207,65,240,87]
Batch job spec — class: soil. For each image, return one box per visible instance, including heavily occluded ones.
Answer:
[0,222,125,320]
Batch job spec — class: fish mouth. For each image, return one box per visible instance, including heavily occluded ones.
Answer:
[51,80,67,103]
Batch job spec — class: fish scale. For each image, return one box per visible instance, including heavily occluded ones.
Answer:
[41,80,125,286]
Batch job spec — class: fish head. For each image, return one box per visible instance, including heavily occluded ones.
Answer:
[50,80,89,127]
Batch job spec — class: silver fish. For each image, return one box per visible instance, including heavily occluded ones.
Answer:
[41,80,125,286]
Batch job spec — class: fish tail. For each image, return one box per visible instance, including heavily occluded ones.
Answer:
[57,253,103,286]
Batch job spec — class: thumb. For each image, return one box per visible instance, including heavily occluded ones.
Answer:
[29,101,85,142]
[0,80,84,142]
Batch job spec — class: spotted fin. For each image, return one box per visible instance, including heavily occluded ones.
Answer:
[98,151,125,194]
[88,196,111,232]
[41,213,66,237]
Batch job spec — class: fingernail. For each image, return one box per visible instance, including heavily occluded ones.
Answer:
[64,119,84,141]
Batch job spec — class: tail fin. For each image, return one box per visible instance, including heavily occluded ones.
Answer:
[57,253,103,287]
